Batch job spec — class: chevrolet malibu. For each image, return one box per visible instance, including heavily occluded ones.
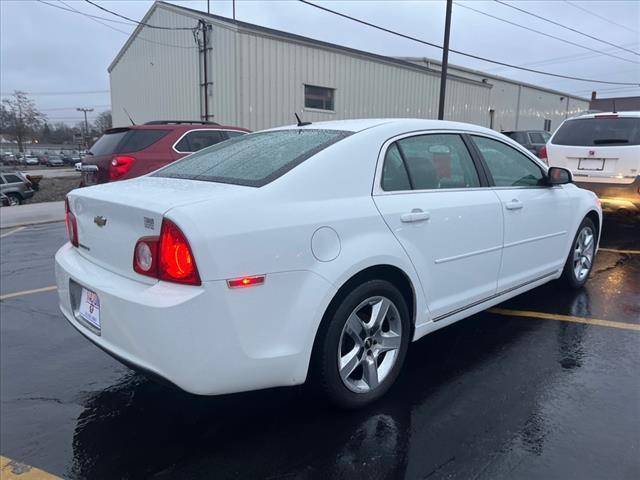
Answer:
[55,119,601,408]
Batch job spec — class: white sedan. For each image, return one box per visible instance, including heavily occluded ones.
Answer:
[55,119,601,407]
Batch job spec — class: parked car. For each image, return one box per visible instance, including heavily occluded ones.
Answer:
[23,155,39,166]
[56,118,601,408]
[501,130,551,159]
[543,111,640,216]
[46,155,65,167]
[80,121,249,186]
[0,171,35,205]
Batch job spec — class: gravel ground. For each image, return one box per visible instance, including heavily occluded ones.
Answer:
[26,176,81,203]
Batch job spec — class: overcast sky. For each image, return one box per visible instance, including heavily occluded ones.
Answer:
[1,0,638,125]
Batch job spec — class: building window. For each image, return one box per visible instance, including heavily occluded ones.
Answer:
[304,85,335,111]
[543,119,552,131]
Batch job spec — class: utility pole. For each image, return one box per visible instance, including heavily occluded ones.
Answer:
[76,107,94,150]
[438,0,453,120]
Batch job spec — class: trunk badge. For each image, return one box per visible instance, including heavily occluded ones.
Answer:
[94,216,107,227]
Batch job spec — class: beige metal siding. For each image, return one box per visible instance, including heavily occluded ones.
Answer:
[221,30,490,131]
[110,8,201,127]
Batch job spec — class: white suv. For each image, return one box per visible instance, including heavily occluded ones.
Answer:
[544,111,640,216]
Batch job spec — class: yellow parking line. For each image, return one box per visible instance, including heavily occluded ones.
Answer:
[0,226,26,238]
[489,308,640,332]
[599,248,640,255]
[0,455,61,480]
[0,286,57,301]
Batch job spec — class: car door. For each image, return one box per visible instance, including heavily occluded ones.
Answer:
[373,132,503,321]
[470,134,571,291]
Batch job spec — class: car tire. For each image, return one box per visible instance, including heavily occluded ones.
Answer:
[6,193,22,206]
[311,279,411,409]
[559,217,597,289]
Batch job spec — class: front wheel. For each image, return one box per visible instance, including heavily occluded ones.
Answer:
[560,217,597,288]
[6,193,22,206]
[311,280,410,408]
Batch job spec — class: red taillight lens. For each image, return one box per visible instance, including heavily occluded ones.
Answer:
[65,198,79,247]
[133,237,159,277]
[158,219,201,285]
[538,145,548,161]
[110,155,136,181]
[132,219,200,285]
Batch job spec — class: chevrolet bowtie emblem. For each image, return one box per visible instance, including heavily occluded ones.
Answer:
[94,216,107,227]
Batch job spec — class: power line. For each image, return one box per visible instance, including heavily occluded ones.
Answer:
[563,1,639,35]
[40,105,111,112]
[298,0,640,86]
[55,0,197,50]
[35,0,134,25]
[494,0,640,57]
[84,0,195,31]
[455,2,639,65]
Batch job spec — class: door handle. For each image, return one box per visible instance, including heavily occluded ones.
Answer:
[505,199,523,210]
[400,209,431,223]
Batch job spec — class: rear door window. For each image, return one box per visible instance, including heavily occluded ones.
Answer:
[89,129,170,156]
[552,117,640,146]
[528,132,546,144]
[174,130,227,153]
[155,129,351,187]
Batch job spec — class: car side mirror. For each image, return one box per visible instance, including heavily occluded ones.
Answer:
[547,167,572,185]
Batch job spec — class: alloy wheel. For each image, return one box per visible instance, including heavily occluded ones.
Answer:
[573,225,595,282]
[338,296,402,393]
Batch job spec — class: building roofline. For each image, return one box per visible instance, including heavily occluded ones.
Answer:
[108,1,488,88]
[109,1,589,103]
[395,57,589,101]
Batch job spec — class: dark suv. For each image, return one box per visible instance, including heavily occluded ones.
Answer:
[81,121,249,186]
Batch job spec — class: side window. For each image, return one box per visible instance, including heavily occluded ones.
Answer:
[381,144,411,191]
[175,130,226,153]
[395,134,480,190]
[528,132,546,144]
[0,176,5,184]
[225,130,247,139]
[472,135,544,187]
[4,174,22,184]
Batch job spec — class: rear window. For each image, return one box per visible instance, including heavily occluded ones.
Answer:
[552,117,640,146]
[153,129,351,187]
[89,129,170,156]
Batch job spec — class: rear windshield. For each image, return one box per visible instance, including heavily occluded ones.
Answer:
[89,129,170,156]
[552,117,640,146]
[153,129,352,187]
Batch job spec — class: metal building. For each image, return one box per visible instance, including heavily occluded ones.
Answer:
[109,1,589,132]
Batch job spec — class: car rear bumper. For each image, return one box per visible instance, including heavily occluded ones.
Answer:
[575,176,640,213]
[55,243,333,395]
[22,189,35,200]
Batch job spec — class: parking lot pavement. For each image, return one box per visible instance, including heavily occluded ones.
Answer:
[1,219,638,479]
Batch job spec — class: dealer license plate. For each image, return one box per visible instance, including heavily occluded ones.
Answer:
[79,288,101,330]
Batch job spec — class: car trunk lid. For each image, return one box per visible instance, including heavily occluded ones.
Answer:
[67,176,250,282]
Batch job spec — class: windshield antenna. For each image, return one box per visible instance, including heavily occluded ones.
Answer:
[123,107,136,126]
[295,112,312,127]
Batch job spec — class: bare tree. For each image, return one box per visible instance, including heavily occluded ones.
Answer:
[94,110,112,133]
[0,91,46,153]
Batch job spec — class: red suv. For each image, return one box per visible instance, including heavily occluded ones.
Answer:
[80,121,249,186]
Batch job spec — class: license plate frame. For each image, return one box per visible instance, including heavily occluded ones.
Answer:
[577,158,605,171]
[78,287,101,331]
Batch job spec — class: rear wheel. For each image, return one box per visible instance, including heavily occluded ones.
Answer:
[7,193,22,206]
[560,217,597,288]
[311,280,410,408]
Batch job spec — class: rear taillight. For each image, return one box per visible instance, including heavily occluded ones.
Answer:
[110,155,136,181]
[132,219,201,286]
[65,198,79,247]
[538,145,548,162]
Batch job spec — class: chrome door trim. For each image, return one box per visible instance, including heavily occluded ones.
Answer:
[503,230,567,249]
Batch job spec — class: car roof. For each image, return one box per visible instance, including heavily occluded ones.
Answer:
[566,111,640,120]
[265,118,499,136]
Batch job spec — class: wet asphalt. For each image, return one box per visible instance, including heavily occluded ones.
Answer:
[0,216,638,479]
